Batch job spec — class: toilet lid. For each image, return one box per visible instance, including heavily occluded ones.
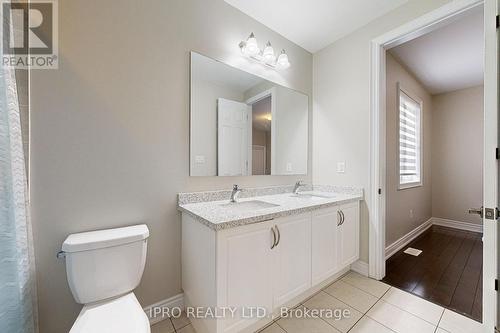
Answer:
[70,293,150,333]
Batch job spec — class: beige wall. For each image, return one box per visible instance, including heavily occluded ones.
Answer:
[432,86,484,224]
[29,1,312,332]
[385,53,433,246]
[190,79,244,176]
[313,0,452,262]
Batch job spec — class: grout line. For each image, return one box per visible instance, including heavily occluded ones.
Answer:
[287,272,381,333]
[373,296,442,327]
[434,309,445,333]
[170,317,177,333]
[345,284,394,332]
[339,276,390,299]
[275,319,287,332]
[359,294,398,333]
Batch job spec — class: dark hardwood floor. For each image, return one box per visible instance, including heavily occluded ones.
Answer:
[382,225,483,322]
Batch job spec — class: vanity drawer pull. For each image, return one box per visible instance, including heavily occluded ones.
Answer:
[271,227,277,249]
[275,225,281,247]
[337,210,345,226]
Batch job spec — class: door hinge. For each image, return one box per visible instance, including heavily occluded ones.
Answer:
[495,279,498,291]
[378,188,382,195]
[484,207,500,220]
[496,147,499,159]
[497,15,499,28]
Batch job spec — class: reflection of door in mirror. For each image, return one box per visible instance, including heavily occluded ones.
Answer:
[248,94,272,175]
[252,145,266,175]
[217,98,250,176]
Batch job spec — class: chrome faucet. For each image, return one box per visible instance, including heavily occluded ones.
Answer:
[293,180,306,194]
[230,184,242,203]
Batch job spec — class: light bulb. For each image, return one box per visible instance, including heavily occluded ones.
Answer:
[276,49,290,69]
[243,32,259,57]
[262,41,275,64]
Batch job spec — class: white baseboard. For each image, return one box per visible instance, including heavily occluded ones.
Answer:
[143,293,184,325]
[385,218,433,259]
[350,260,369,276]
[385,217,484,260]
[431,217,483,233]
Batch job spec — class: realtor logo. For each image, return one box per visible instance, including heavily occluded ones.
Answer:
[1,0,58,69]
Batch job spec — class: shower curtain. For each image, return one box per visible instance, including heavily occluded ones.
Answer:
[0,65,37,332]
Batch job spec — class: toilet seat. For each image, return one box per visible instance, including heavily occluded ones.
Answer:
[70,292,151,333]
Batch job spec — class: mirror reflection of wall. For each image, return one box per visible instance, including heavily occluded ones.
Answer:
[190,51,308,177]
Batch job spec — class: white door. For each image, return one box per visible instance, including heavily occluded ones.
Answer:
[311,207,339,285]
[218,222,274,333]
[482,0,498,330]
[217,98,250,176]
[337,202,360,268]
[272,214,311,308]
[252,145,266,175]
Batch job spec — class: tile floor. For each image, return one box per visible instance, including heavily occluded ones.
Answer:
[150,271,483,333]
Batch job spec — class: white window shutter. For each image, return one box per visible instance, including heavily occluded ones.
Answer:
[399,89,422,187]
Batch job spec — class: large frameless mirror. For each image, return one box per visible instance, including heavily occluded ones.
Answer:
[190,51,308,177]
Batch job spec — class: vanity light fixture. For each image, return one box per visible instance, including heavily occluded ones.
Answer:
[238,33,291,70]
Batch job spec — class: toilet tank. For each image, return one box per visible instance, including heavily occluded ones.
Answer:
[61,225,149,304]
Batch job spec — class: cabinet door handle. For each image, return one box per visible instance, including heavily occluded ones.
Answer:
[271,227,277,249]
[340,211,345,225]
[275,225,281,247]
[337,211,342,226]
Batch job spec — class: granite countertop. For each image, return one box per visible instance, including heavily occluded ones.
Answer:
[178,185,363,231]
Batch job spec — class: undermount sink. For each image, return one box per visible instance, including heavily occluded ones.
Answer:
[290,192,337,199]
[220,200,280,211]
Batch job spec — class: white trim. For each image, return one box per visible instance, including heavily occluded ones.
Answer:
[369,0,484,281]
[482,0,498,330]
[385,218,433,259]
[431,217,483,233]
[384,218,483,261]
[350,260,369,276]
[245,88,277,175]
[143,293,184,325]
[245,88,272,105]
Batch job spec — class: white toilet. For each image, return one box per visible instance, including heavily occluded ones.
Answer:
[60,224,151,333]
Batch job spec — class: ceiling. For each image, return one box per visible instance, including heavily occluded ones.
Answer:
[224,0,409,53]
[389,6,484,95]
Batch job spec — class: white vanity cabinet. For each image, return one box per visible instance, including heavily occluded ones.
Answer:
[311,207,339,285]
[271,213,311,308]
[337,202,360,267]
[216,219,275,333]
[311,201,359,286]
[181,201,359,333]
[216,213,311,333]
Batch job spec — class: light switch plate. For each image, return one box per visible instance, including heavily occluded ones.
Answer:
[286,163,292,172]
[337,162,345,173]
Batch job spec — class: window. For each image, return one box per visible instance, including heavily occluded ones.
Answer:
[398,86,422,189]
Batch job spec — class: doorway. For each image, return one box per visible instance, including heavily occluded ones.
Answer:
[382,8,484,321]
[249,95,272,175]
[368,0,497,330]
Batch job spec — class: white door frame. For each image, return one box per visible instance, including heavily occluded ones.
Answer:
[246,88,277,174]
[369,0,496,329]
